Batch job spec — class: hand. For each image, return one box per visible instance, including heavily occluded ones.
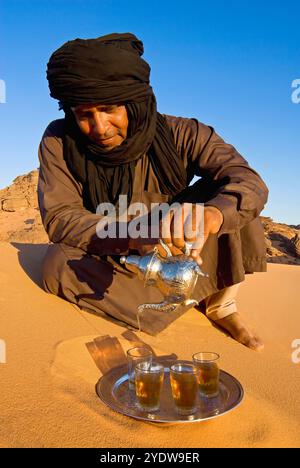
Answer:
[128,237,183,258]
[160,204,224,265]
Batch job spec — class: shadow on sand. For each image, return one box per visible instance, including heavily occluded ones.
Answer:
[10,242,49,289]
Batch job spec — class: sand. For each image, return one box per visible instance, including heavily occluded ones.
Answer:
[0,241,299,448]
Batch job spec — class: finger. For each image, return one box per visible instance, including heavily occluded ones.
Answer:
[190,249,203,265]
[159,209,174,244]
[169,244,185,256]
[156,243,167,257]
[190,223,208,251]
[181,203,196,243]
[185,204,205,246]
[170,211,185,249]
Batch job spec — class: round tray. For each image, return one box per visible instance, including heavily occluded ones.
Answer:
[96,361,244,423]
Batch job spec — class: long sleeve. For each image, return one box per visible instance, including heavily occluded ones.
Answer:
[165,115,269,237]
[38,120,130,255]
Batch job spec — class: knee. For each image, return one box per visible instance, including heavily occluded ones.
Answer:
[42,243,66,294]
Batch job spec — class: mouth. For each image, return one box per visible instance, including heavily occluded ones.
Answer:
[94,136,116,145]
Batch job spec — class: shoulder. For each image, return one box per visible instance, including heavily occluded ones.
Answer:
[42,118,65,140]
[163,113,212,130]
[163,113,197,147]
[163,113,212,141]
[162,113,213,155]
[38,119,65,161]
[163,113,196,132]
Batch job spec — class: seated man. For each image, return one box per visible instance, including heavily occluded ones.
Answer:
[39,33,268,350]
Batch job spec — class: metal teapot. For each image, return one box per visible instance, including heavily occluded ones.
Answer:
[120,239,209,315]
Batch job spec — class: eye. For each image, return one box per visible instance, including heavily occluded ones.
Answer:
[76,112,91,119]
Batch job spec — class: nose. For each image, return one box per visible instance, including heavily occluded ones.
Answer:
[91,111,110,137]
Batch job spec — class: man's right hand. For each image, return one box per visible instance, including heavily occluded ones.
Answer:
[127,238,183,258]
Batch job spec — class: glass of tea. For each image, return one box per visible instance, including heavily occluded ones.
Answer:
[170,361,199,416]
[135,362,165,412]
[126,346,153,389]
[192,352,220,398]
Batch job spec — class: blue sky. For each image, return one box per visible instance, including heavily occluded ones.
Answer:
[0,0,299,224]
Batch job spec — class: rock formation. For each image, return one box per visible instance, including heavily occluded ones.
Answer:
[0,170,48,243]
[260,217,300,265]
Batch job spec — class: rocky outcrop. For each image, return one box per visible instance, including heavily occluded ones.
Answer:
[1,198,29,212]
[0,171,38,209]
[0,171,299,266]
[290,233,300,257]
[261,217,300,265]
[0,170,48,243]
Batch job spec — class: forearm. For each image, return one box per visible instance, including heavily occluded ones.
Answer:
[203,164,269,236]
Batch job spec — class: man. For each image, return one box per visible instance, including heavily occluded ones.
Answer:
[39,33,268,350]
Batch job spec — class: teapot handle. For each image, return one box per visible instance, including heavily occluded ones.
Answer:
[159,239,173,257]
[159,239,201,259]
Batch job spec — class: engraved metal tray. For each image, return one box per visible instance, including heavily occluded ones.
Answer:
[96,361,244,423]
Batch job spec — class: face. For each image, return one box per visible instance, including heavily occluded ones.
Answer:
[71,103,129,149]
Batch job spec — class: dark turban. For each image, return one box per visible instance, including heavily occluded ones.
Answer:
[47,32,187,212]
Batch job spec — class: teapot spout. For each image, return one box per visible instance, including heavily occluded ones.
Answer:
[120,251,156,281]
[137,298,199,318]
[138,301,178,314]
[120,255,141,276]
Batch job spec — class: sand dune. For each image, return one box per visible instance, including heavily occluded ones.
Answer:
[0,241,299,448]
